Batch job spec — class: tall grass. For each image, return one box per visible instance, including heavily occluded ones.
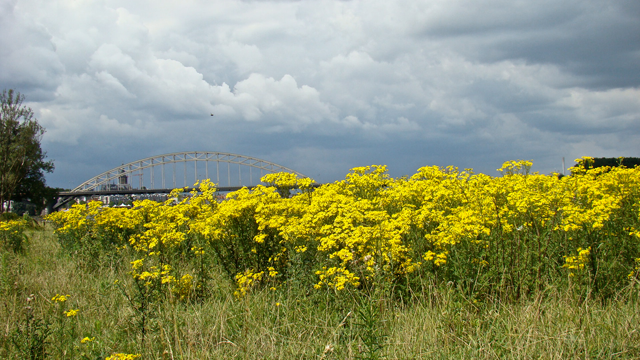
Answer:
[0,225,638,358]
[4,160,640,358]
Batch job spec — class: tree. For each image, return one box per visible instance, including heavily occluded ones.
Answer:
[570,157,640,175]
[11,165,62,215]
[0,89,54,213]
[588,157,640,169]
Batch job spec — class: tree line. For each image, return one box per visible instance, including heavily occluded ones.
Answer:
[0,89,55,216]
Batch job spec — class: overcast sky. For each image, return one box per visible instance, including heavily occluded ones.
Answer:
[2,0,640,189]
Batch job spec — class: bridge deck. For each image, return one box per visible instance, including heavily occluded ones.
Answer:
[58,186,251,197]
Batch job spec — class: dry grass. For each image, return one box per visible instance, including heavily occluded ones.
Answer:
[0,226,639,359]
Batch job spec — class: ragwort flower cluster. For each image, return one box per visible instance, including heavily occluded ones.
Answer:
[47,159,640,299]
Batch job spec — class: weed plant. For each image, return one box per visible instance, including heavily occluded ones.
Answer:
[0,226,639,358]
[0,158,639,358]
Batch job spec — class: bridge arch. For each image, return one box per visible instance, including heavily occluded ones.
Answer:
[71,151,308,192]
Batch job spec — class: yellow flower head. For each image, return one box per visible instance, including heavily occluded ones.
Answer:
[64,309,79,317]
[130,259,144,270]
[81,336,95,344]
[563,247,591,271]
[52,294,70,303]
[105,354,142,360]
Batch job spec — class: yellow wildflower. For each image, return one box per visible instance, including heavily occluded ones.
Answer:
[52,294,70,303]
[105,354,141,360]
[64,309,79,317]
[81,336,95,344]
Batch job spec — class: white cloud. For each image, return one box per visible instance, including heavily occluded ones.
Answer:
[211,73,336,128]
[218,40,264,75]
[559,88,640,124]
[2,0,639,187]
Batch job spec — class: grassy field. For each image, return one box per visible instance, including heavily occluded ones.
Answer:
[3,161,640,358]
[0,225,639,359]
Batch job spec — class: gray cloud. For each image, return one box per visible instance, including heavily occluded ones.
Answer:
[411,0,640,88]
[1,0,638,189]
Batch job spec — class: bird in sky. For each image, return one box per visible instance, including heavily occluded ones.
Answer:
[210,113,214,116]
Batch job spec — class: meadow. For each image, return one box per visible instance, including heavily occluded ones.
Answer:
[1,158,639,359]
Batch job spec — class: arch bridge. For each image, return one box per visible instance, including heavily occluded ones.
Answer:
[55,151,310,208]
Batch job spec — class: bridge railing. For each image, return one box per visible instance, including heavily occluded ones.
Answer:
[55,151,313,210]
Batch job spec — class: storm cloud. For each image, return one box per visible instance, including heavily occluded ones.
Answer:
[1,0,639,188]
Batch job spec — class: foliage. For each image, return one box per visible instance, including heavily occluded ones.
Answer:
[2,220,640,358]
[571,156,640,174]
[10,307,52,360]
[11,175,63,215]
[38,159,640,355]
[0,212,20,221]
[0,89,54,214]
[46,160,640,301]
[9,294,53,360]
[354,296,387,360]
[0,218,28,253]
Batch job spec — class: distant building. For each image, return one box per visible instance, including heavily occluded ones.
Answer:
[99,168,133,191]
[119,169,128,185]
